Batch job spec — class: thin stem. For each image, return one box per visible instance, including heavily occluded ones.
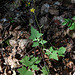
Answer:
[34,13,41,33]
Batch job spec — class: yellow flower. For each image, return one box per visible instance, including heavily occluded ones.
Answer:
[30,8,35,13]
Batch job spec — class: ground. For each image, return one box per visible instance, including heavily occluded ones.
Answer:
[0,0,75,75]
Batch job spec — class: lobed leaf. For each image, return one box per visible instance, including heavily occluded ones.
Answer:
[58,47,66,57]
[49,47,54,52]
[30,65,39,70]
[29,26,43,40]
[20,56,31,66]
[18,66,33,75]
[20,56,41,67]
[41,66,49,75]
[32,42,39,47]
[49,51,58,60]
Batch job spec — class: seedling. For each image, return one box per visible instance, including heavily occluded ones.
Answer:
[18,26,66,75]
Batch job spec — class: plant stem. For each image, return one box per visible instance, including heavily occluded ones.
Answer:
[34,13,41,33]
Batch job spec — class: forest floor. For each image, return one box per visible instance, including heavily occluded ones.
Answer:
[0,0,75,75]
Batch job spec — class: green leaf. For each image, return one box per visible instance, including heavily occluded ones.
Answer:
[45,51,50,56]
[49,47,54,52]
[45,47,58,60]
[9,17,13,20]
[35,60,41,64]
[62,18,69,25]
[49,51,58,60]
[67,18,72,22]
[20,56,41,67]
[30,57,41,64]
[64,18,69,22]
[30,57,38,62]
[62,17,75,30]
[39,40,47,45]
[62,21,67,25]
[32,42,39,47]
[18,56,41,75]
[41,66,49,75]
[72,16,75,20]
[18,66,33,75]
[30,65,39,70]
[20,56,31,66]
[68,23,71,27]
[69,23,75,30]
[29,26,43,40]
[5,39,10,46]
[11,20,14,23]
[58,47,66,57]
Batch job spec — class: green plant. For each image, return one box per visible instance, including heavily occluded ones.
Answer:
[18,55,41,75]
[29,26,47,47]
[18,26,66,75]
[9,17,14,23]
[41,66,50,75]
[44,46,66,60]
[5,39,10,46]
[62,16,75,30]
